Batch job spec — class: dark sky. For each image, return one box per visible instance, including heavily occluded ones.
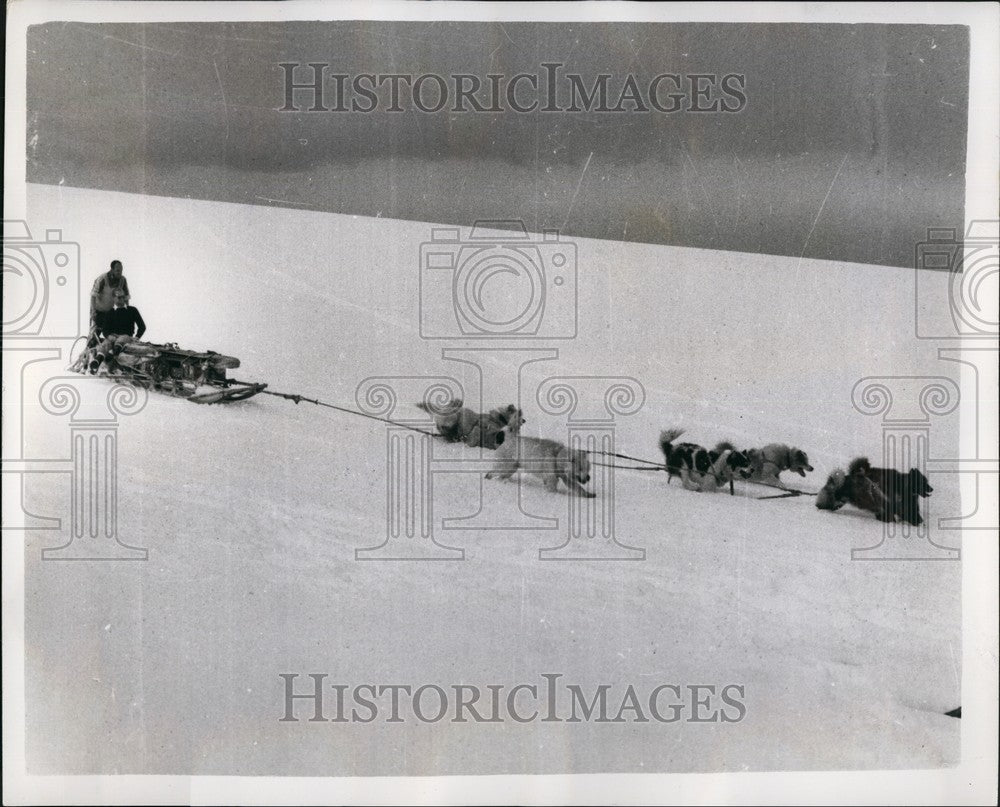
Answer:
[26,21,969,268]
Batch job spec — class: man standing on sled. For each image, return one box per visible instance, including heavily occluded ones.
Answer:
[89,259,131,342]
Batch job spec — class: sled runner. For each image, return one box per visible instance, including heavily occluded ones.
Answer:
[70,339,267,404]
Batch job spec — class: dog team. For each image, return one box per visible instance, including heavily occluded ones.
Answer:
[417,396,933,526]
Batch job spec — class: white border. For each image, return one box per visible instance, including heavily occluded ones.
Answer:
[4,2,998,805]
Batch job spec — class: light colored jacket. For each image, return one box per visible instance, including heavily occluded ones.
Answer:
[91,272,130,315]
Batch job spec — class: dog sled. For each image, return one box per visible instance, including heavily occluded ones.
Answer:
[70,339,267,404]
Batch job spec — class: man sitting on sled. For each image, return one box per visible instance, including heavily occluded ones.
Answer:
[87,288,147,373]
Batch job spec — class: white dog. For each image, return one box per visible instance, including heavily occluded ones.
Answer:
[486,422,596,498]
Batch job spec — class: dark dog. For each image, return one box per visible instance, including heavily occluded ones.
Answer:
[712,441,753,494]
[660,428,714,490]
[849,457,932,526]
[815,466,894,521]
[659,430,752,493]
[815,469,849,511]
[416,398,525,450]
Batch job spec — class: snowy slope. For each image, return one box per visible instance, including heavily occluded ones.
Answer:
[19,184,960,775]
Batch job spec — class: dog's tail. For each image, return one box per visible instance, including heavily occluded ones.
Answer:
[848,456,872,476]
[659,428,685,459]
[714,440,737,454]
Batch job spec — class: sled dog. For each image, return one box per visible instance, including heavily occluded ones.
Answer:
[486,421,596,498]
[815,464,894,521]
[416,397,525,450]
[710,441,754,493]
[659,430,752,492]
[745,443,814,488]
[848,457,932,526]
[659,428,713,489]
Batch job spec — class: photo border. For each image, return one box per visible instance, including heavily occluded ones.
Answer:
[4,1,997,804]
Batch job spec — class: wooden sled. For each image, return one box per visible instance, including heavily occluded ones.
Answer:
[71,339,267,404]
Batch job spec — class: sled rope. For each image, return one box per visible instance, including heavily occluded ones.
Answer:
[257,388,818,496]
[590,459,666,471]
[259,389,439,438]
[591,450,663,467]
[259,388,666,467]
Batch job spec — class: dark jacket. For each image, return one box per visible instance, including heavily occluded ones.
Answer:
[103,305,146,339]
